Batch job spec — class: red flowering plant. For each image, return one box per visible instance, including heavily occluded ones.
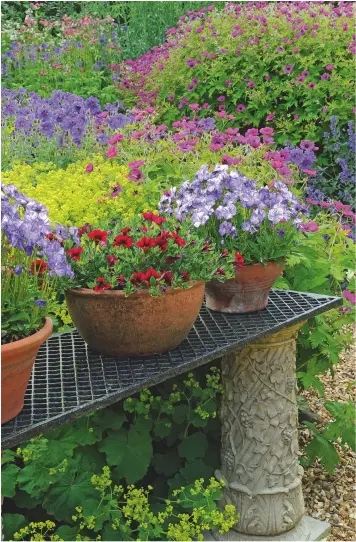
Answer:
[59,213,231,296]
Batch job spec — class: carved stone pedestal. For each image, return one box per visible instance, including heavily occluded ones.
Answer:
[214,324,329,540]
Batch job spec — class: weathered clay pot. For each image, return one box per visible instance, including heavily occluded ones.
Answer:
[205,261,284,313]
[2,317,53,424]
[65,281,205,357]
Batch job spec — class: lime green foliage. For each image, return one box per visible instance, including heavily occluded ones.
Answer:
[2,368,238,541]
[2,156,161,227]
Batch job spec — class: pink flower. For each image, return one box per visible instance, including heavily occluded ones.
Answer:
[302,169,317,176]
[85,163,94,173]
[284,64,293,74]
[235,49,242,55]
[342,290,356,304]
[248,81,255,88]
[108,133,124,145]
[129,160,146,168]
[326,64,334,71]
[265,74,271,80]
[236,104,245,112]
[188,103,200,111]
[167,95,174,101]
[266,113,275,121]
[301,221,319,232]
[218,95,225,102]
[225,79,231,86]
[107,146,117,159]
[294,114,299,119]
[308,82,316,89]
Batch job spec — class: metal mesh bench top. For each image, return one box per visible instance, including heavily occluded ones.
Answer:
[2,289,341,449]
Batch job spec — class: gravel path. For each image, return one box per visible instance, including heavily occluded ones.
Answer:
[299,330,356,541]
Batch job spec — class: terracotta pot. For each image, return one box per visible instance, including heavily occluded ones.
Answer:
[65,281,205,357]
[205,261,284,313]
[1,317,53,424]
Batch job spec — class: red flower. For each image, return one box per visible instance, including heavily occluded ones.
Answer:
[165,255,181,264]
[136,237,156,251]
[78,224,92,236]
[155,232,171,253]
[107,255,119,265]
[142,212,167,226]
[216,267,226,276]
[112,235,133,248]
[93,277,111,292]
[68,247,83,261]
[30,259,48,275]
[234,252,245,268]
[220,249,229,259]
[202,242,212,252]
[143,268,161,282]
[117,274,126,286]
[45,233,59,242]
[171,232,186,247]
[180,271,190,282]
[141,226,149,232]
[121,227,131,234]
[130,271,146,287]
[88,229,108,244]
[161,271,174,285]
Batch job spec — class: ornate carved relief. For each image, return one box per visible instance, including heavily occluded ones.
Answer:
[217,324,305,536]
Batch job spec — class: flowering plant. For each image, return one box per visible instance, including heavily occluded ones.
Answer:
[60,213,229,296]
[159,165,309,265]
[1,184,73,343]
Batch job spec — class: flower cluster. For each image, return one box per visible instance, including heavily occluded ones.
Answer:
[2,184,74,277]
[119,1,354,150]
[160,164,308,264]
[60,214,228,295]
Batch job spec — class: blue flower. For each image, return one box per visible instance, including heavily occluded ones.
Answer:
[35,299,47,307]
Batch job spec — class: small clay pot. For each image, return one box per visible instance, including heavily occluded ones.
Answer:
[205,261,284,313]
[65,281,205,357]
[1,317,53,424]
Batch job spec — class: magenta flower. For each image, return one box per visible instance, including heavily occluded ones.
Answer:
[167,95,174,101]
[85,163,94,173]
[325,64,334,71]
[284,64,293,74]
[107,146,117,159]
[265,74,271,80]
[266,113,275,121]
[248,81,255,88]
[308,82,316,89]
[188,103,200,111]
[236,104,245,112]
[301,221,319,232]
[342,290,356,304]
[320,73,329,80]
[217,95,225,102]
[294,114,299,119]
[225,79,231,86]
[235,49,242,55]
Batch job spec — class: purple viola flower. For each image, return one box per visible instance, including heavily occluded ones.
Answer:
[35,299,47,307]
[219,221,236,237]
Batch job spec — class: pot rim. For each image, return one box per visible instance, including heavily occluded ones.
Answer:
[65,280,205,299]
[1,317,53,353]
[241,259,285,269]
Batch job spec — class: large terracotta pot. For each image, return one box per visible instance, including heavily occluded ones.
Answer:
[65,281,205,357]
[205,261,284,313]
[1,317,53,424]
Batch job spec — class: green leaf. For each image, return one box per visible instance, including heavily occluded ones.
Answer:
[2,514,26,541]
[178,432,208,461]
[1,449,16,465]
[180,458,213,483]
[152,449,181,477]
[44,459,99,522]
[56,526,79,541]
[1,463,20,498]
[303,422,340,474]
[101,427,153,484]
[171,404,189,424]
[92,409,125,431]
[154,418,172,438]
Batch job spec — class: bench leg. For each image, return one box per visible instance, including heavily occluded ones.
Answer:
[212,323,330,541]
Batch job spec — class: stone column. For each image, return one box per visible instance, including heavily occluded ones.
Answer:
[215,324,305,538]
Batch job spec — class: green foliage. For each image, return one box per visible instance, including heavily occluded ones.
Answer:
[302,398,356,474]
[3,367,234,541]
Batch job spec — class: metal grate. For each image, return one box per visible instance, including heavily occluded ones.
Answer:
[2,290,341,449]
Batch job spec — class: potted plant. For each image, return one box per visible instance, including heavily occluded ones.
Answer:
[159,165,308,313]
[1,185,74,423]
[59,213,226,357]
